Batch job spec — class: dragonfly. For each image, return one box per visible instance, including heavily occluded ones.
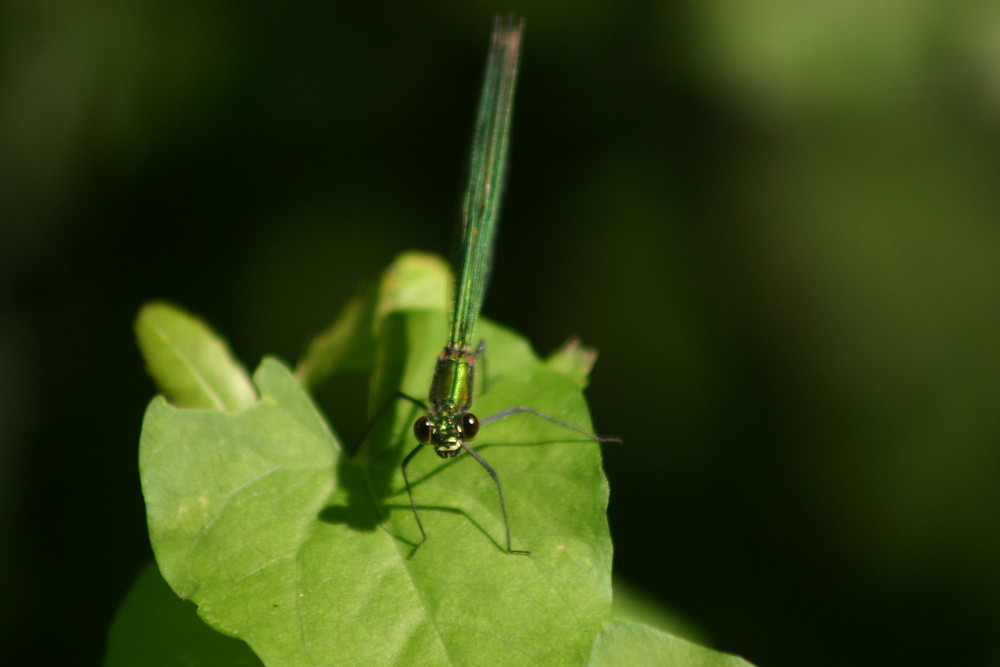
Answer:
[396,16,619,556]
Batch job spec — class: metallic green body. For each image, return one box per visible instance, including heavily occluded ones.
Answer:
[401,17,617,556]
[447,17,521,351]
[424,18,521,459]
[426,344,478,457]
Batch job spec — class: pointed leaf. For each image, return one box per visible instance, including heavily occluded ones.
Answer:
[136,302,256,411]
[612,576,707,644]
[374,251,451,318]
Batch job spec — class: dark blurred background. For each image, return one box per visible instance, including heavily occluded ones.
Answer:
[3,2,999,665]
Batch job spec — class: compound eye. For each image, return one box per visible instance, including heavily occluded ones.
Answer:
[461,413,480,440]
[413,416,433,443]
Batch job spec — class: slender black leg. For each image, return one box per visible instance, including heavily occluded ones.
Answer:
[401,443,427,557]
[461,442,530,555]
[480,406,623,445]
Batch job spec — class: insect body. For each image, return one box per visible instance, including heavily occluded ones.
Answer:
[399,16,619,556]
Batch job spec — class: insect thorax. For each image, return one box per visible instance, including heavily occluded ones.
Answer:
[428,345,477,413]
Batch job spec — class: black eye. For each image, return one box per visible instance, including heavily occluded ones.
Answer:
[413,416,432,443]
[461,413,480,440]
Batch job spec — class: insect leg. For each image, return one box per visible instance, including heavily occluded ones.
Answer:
[461,441,530,555]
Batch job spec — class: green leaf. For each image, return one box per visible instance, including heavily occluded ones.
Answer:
[135,255,752,665]
[587,622,755,667]
[611,576,708,645]
[135,301,256,411]
[104,561,261,666]
[139,276,612,664]
[295,252,451,391]
[139,359,608,663]
[295,287,377,390]
[373,250,451,318]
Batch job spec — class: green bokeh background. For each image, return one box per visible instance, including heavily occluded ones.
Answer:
[2,2,999,665]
